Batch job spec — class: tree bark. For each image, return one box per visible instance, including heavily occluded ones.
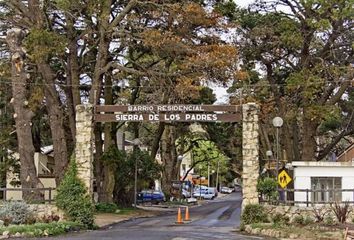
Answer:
[65,14,81,143]
[99,75,115,203]
[6,28,43,200]
[37,63,69,184]
[161,125,178,195]
[301,112,319,161]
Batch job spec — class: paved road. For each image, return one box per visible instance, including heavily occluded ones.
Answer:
[40,192,264,240]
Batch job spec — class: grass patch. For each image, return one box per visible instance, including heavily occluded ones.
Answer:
[116,207,137,215]
[0,221,84,237]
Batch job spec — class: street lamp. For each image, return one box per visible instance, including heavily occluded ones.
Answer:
[272,117,283,181]
[177,155,183,180]
[266,150,273,176]
[177,155,183,200]
[132,138,140,208]
[199,165,203,199]
[212,170,215,188]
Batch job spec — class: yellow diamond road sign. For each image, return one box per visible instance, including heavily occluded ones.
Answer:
[278,170,292,189]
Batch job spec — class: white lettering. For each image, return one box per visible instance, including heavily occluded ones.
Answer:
[148,114,159,121]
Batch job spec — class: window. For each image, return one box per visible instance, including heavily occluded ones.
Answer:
[311,177,341,203]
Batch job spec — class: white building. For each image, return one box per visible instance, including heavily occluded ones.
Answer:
[293,161,354,206]
[6,146,56,201]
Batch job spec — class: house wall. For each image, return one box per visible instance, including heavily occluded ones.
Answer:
[6,152,57,201]
[294,166,354,205]
[5,177,56,201]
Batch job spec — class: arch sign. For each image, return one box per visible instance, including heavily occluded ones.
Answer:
[94,105,241,122]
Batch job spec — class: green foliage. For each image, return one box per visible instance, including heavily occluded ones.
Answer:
[0,221,83,237]
[292,215,304,225]
[55,159,94,228]
[324,215,334,225]
[0,201,33,225]
[24,29,66,62]
[303,216,314,225]
[241,204,268,225]
[95,203,118,213]
[215,0,238,20]
[272,213,289,225]
[102,146,161,206]
[257,177,278,201]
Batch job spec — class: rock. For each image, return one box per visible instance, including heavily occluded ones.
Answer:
[0,220,3,227]
[245,225,252,233]
[14,232,21,237]
[2,231,9,237]
[289,233,299,239]
[252,228,261,235]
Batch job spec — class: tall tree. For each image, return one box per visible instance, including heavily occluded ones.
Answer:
[6,28,43,200]
[229,0,354,161]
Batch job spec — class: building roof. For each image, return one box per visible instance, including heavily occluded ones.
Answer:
[292,161,354,167]
[337,143,354,160]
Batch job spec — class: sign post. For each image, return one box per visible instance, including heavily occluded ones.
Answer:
[94,105,241,123]
[277,170,292,189]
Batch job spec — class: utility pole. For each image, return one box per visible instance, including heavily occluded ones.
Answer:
[207,163,210,187]
[216,160,219,191]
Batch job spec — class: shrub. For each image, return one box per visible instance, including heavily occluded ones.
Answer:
[272,213,289,224]
[95,203,118,213]
[257,177,278,201]
[0,201,33,225]
[292,215,304,225]
[303,216,314,225]
[312,206,330,222]
[0,221,83,237]
[331,201,352,223]
[324,215,334,225]
[39,213,60,223]
[56,159,94,228]
[241,204,268,225]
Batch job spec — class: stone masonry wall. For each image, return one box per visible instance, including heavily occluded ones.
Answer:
[263,204,354,223]
[242,103,260,208]
[29,204,64,220]
[75,104,94,195]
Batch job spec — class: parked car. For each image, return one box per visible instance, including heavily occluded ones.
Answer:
[192,189,215,200]
[208,187,218,197]
[221,187,233,194]
[182,189,191,198]
[137,190,166,204]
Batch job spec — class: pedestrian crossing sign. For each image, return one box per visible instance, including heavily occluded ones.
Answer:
[278,170,292,188]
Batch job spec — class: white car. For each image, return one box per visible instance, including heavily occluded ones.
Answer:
[182,189,191,198]
[221,187,233,194]
[192,189,215,200]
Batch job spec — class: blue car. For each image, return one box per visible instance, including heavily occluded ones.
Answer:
[137,190,166,204]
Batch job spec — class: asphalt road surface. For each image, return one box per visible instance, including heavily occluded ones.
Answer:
[39,192,264,240]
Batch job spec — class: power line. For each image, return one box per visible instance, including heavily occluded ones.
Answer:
[0,78,352,88]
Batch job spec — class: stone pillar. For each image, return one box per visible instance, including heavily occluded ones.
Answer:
[242,103,260,208]
[75,104,94,195]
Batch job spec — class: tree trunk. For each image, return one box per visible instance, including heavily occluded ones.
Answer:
[99,75,115,203]
[161,125,178,195]
[37,63,69,184]
[66,14,81,142]
[301,112,319,161]
[90,0,114,202]
[94,123,104,201]
[6,28,43,201]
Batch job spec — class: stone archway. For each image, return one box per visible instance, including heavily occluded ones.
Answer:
[73,103,259,208]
